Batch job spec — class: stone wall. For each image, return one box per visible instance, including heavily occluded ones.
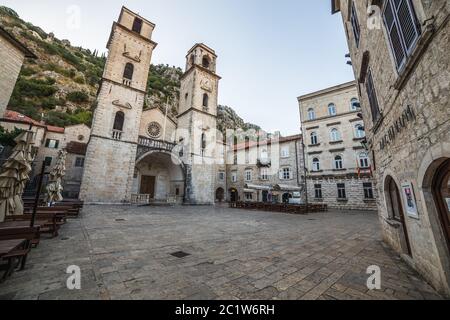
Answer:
[336,0,450,296]
[0,34,25,117]
[298,82,378,211]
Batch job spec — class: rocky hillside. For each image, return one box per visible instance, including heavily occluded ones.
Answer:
[0,6,262,133]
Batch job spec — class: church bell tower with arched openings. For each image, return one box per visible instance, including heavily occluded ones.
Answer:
[177,44,221,205]
[80,7,157,203]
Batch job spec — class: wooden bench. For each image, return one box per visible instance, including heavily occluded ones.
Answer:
[5,213,65,238]
[25,206,78,218]
[0,224,41,247]
[0,239,28,282]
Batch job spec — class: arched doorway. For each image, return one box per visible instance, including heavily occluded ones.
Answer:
[385,176,412,256]
[216,188,225,203]
[262,191,269,203]
[432,159,450,252]
[229,188,238,203]
[135,151,185,203]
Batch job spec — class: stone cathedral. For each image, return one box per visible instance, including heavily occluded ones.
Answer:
[80,7,222,205]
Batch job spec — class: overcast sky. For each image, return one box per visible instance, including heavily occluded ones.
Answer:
[2,0,354,136]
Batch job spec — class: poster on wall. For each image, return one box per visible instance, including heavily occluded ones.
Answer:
[402,182,419,219]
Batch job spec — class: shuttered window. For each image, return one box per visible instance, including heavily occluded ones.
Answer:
[365,69,381,122]
[383,0,420,70]
[350,1,361,47]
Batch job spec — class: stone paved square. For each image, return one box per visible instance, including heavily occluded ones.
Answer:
[0,205,443,300]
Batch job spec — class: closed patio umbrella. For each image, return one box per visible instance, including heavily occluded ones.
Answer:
[45,149,67,206]
[0,131,34,222]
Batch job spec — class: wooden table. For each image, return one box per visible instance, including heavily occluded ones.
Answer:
[0,239,27,282]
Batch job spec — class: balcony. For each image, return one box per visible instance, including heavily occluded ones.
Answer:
[122,78,132,86]
[138,136,177,153]
[112,130,123,141]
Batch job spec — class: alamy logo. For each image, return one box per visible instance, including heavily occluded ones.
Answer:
[66,5,81,30]
[366,265,381,290]
[66,265,81,290]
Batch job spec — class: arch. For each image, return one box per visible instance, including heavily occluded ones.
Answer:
[202,93,209,108]
[202,55,211,68]
[189,54,195,66]
[330,128,341,142]
[334,155,344,169]
[350,97,360,111]
[328,103,337,116]
[312,158,320,172]
[310,132,318,145]
[355,123,366,138]
[123,63,134,80]
[384,175,412,256]
[132,17,143,34]
[113,111,125,131]
[136,149,185,173]
[216,188,225,203]
[229,188,238,203]
[307,108,316,121]
[418,144,450,293]
[358,152,370,168]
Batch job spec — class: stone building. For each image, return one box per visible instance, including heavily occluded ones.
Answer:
[80,7,221,205]
[0,111,91,199]
[298,81,377,211]
[225,133,305,204]
[0,26,36,118]
[332,0,450,296]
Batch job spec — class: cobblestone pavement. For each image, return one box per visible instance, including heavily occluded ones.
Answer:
[0,205,444,300]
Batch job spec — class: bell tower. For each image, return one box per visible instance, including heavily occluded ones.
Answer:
[80,7,157,203]
[177,44,221,205]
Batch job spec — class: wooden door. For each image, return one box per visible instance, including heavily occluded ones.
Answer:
[389,178,412,256]
[140,176,155,198]
[433,160,450,252]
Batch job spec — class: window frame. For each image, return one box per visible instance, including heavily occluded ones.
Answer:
[382,0,421,72]
[314,184,323,199]
[355,124,366,139]
[330,128,341,142]
[334,155,344,170]
[245,169,253,182]
[366,69,381,122]
[75,157,85,168]
[337,183,347,199]
[310,132,318,145]
[45,139,59,149]
[312,158,321,172]
[363,182,375,199]
[359,152,370,168]
[307,108,316,121]
[282,167,292,180]
[328,103,337,117]
[350,1,361,47]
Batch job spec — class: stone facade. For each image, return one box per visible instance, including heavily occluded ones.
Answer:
[80,7,157,204]
[298,82,378,211]
[332,0,450,296]
[225,134,305,203]
[0,26,36,118]
[0,112,90,198]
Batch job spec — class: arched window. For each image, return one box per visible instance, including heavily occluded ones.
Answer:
[334,155,344,170]
[113,111,125,132]
[202,56,210,69]
[203,93,209,108]
[312,158,320,172]
[330,128,341,142]
[350,98,360,111]
[307,108,316,121]
[189,55,195,67]
[355,124,366,138]
[328,103,337,116]
[310,132,318,145]
[132,17,143,34]
[359,152,370,168]
[123,63,134,80]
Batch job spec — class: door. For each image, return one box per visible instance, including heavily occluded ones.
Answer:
[230,189,237,202]
[388,177,412,256]
[262,191,268,203]
[433,160,450,252]
[140,176,156,198]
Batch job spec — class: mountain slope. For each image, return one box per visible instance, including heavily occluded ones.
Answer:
[0,6,262,133]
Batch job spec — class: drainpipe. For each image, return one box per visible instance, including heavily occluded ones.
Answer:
[301,136,309,210]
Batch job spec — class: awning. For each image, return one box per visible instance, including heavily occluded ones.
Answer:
[273,184,303,192]
[244,184,271,191]
[244,189,256,193]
